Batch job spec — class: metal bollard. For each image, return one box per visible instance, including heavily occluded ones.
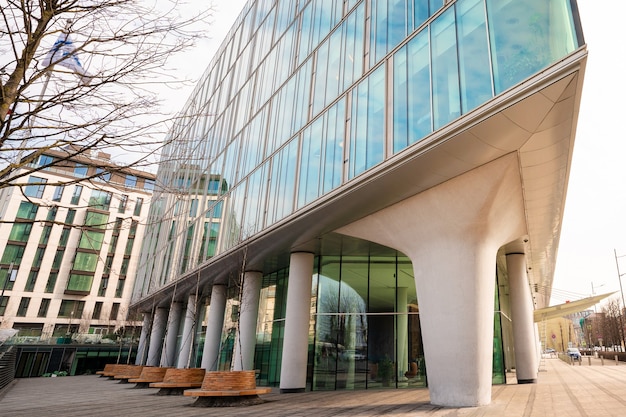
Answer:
[587,356,591,366]
[601,356,604,366]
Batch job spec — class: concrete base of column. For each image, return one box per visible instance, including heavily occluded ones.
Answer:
[337,154,527,406]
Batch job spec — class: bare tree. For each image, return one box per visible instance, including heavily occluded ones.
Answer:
[601,298,624,349]
[0,0,215,187]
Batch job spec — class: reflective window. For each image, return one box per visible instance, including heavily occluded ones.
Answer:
[52,185,64,202]
[70,185,83,205]
[24,176,47,198]
[298,99,345,208]
[457,0,492,113]
[134,197,144,216]
[125,174,138,187]
[85,211,109,229]
[118,194,128,213]
[96,168,111,182]
[89,189,112,210]
[267,139,298,224]
[73,252,99,273]
[36,155,53,168]
[78,230,105,251]
[431,8,460,129]
[8,223,33,242]
[486,0,579,94]
[393,30,432,153]
[16,201,38,220]
[348,66,385,179]
[16,297,30,317]
[74,164,88,177]
[38,298,50,317]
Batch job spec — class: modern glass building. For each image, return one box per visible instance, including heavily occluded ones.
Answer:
[131,0,586,406]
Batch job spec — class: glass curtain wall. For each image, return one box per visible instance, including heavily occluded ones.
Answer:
[311,253,424,390]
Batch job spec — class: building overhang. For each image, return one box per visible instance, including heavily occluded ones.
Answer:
[131,47,587,312]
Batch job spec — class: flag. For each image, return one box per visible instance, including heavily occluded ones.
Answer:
[43,33,93,85]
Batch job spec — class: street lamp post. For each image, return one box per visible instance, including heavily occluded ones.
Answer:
[613,249,626,351]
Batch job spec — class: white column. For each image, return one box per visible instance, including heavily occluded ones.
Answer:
[201,284,227,370]
[337,154,526,406]
[507,252,538,383]
[135,313,151,365]
[232,271,263,371]
[397,287,408,379]
[177,294,198,368]
[161,302,183,367]
[146,307,168,367]
[280,252,314,393]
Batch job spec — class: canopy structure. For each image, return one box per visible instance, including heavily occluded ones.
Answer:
[533,292,617,322]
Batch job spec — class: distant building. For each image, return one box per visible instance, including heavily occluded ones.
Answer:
[131,0,587,407]
[0,148,154,344]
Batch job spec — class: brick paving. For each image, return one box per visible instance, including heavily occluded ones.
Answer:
[1,357,625,416]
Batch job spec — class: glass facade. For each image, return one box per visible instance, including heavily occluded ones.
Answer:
[137,0,581,294]
[135,0,583,392]
[214,245,507,389]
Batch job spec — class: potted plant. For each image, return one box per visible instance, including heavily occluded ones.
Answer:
[378,355,393,387]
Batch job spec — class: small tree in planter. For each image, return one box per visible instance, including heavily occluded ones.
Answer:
[378,355,394,387]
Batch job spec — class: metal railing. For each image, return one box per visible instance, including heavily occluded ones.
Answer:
[0,345,16,392]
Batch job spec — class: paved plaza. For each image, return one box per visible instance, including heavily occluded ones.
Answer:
[1,357,625,416]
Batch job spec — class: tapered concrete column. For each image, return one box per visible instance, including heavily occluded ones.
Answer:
[161,302,183,367]
[177,294,198,368]
[232,271,263,371]
[280,252,314,393]
[146,307,168,366]
[201,284,227,370]
[337,154,526,406]
[507,253,538,383]
[135,313,152,365]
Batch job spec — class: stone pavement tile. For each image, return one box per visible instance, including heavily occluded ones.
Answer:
[2,358,626,416]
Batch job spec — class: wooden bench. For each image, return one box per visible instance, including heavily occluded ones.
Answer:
[103,364,135,379]
[128,366,170,388]
[96,363,115,376]
[149,368,205,395]
[112,365,144,383]
[184,370,271,407]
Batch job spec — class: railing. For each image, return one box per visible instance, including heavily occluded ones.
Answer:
[0,345,16,392]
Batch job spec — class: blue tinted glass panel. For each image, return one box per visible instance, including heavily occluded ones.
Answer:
[457,0,493,113]
[349,66,385,179]
[323,99,345,194]
[297,118,324,209]
[431,8,460,129]
[343,3,365,90]
[487,0,579,94]
[267,139,299,223]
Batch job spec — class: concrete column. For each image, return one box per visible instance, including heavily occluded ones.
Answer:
[135,313,151,365]
[232,271,263,371]
[507,253,538,383]
[280,252,314,393]
[146,307,168,367]
[337,154,526,406]
[161,302,183,367]
[201,284,227,370]
[397,287,408,379]
[177,294,198,368]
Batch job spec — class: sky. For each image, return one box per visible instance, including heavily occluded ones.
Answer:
[173,0,626,309]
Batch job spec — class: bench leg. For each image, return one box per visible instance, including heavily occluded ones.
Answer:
[190,395,265,407]
[156,387,186,396]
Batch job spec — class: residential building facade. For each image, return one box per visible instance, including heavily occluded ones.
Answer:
[131,0,586,407]
[0,149,154,345]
